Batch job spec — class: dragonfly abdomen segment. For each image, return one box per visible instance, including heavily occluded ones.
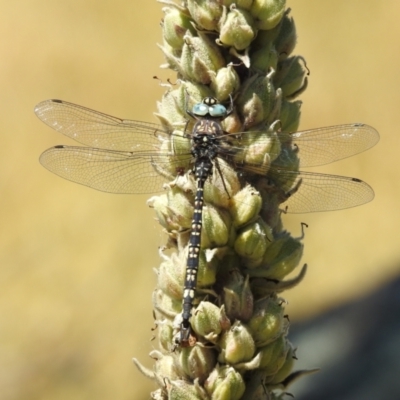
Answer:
[180,159,212,343]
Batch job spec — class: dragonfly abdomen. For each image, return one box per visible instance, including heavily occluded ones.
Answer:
[180,158,213,344]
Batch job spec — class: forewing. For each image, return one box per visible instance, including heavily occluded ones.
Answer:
[35,99,170,152]
[222,123,379,168]
[287,123,379,167]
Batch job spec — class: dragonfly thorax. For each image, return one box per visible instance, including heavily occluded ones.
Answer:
[191,120,222,161]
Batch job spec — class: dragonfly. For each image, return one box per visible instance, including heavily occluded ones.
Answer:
[35,97,379,344]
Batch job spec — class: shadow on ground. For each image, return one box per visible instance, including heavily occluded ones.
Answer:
[289,267,400,400]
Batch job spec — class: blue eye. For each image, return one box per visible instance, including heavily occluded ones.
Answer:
[209,104,227,117]
[192,103,209,116]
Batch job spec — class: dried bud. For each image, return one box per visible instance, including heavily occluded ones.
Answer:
[219,6,256,50]
[218,321,256,364]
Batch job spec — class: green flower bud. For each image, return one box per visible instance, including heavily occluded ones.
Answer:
[158,252,185,301]
[264,344,295,385]
[279,98,301,132]
[250,44,278,73]
[158,42,183,76]
[218,321,256,364]
[166,186,195,230]
[222,109,243,133]
[200,205,230,248]
[229,185,262,228]
[153,353,180,383]
[250,0,286,30]
[152,288,182,318]
[179,345,217,382]
[233,121,281,175]
[248,296,286,346]
[219,6,256,50]
[158,82,213,123]
[196,249,217,288]
[274,12,297,58]
[222,274,254,321]
[156,87,188,125]
[237,69,277,127]
[257,336,289,374]
[205,365,245,400]
[167,379,203,400]
[262,233,303,280]
[234,218,273,268]
[147,194,172,231]
[182,81,214,106]
[180,31,226,84]
[274,56,308,99]
[245,232,303,280]
[210,65,240,101]
[215,251,242,279]
[162,8,196,50]
[187,0,223,31]
[204,158,241,209]
[235,0,253,10]
[157,321,174,352]
[191,301,228,342]
[251,10,297,59]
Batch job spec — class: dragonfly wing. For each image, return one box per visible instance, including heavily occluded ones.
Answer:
[221,123,379,169]
[40,145,192,194]
[35,99,170,152]
[271,169,375,213]
[289,123,379,167]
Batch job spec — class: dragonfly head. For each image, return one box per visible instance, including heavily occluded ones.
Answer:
[192,97,228,119]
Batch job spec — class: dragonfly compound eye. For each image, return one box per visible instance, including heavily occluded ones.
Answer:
[192,103,209,116]
[209,104,227,118]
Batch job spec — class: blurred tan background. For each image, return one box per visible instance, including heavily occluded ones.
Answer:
[0,1,398,399]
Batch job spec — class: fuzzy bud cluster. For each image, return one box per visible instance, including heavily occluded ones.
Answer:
[134,1,312,399]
